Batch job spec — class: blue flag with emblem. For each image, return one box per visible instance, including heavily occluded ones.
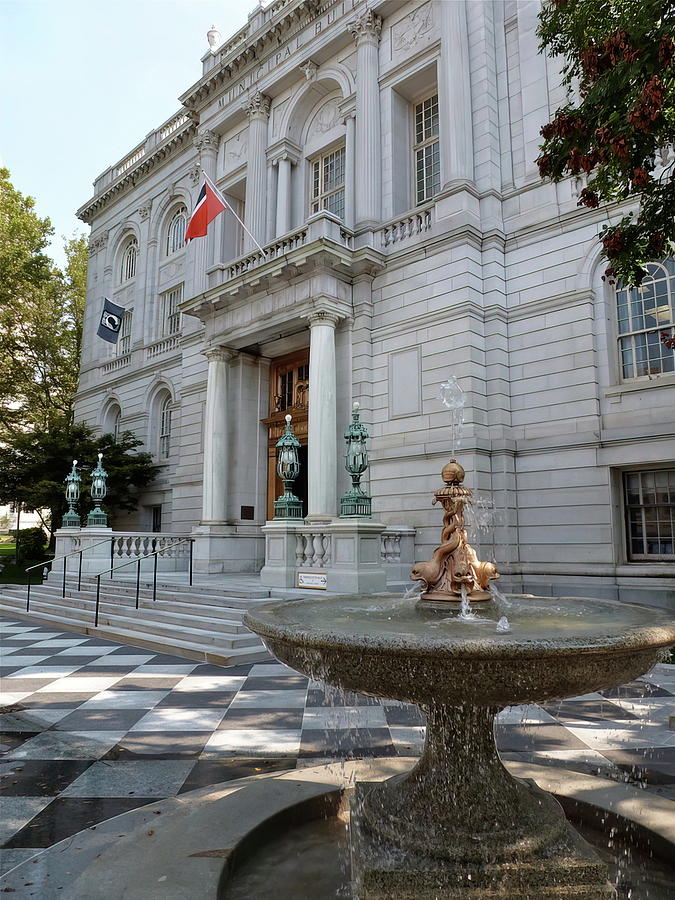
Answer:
[97,298,125,344]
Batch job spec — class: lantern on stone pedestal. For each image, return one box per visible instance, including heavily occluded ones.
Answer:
[274,415,303,520]
[62,460,81,527]
[340,402,372,518]
[86,453,109,527]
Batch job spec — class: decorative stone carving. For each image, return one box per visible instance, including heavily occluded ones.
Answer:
[299,60,318,82]
[245,90,271,120]
[349,9,382,45]
[391,2,434,54]
[224,130,248,170]
[193,128,220,154]
[88,231,109,257]
[187,165,202,186]
[309,100,341,137]
[206,25,222,53]
[137,200,152,221]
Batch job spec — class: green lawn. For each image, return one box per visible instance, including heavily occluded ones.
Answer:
[0,538,51,584]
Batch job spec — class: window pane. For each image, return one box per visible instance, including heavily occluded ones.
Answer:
[624,470,675,559]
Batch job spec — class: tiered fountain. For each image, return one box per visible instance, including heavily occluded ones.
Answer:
[244,381,675,899]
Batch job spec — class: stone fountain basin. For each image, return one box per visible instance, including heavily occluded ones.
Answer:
[244,593,675,707]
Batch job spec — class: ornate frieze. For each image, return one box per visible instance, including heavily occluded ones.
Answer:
[349,9,382,46]
[245,90,272,120]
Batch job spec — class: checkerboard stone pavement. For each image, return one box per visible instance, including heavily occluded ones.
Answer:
[1,614,674,877]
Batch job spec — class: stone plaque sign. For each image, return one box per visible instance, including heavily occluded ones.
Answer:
[297,572,327,590]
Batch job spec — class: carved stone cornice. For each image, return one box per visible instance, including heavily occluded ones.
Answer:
[193,128,220,155]
[245,90,271,120]
[349,9,382,45]
[267,137,302,167]
[202,346,238,364]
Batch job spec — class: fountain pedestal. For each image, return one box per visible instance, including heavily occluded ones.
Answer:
[350,703,615,898]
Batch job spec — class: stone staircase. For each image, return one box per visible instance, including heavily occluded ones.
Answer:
[0,577,275,666]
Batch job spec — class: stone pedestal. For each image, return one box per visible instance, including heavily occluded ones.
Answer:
[52,526,113,580]
[191,524,264,575]
[260,520,387,593]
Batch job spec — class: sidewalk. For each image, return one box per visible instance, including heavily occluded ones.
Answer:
[1,613,674,877]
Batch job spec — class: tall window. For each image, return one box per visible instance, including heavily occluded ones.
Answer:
[159,396,173,459]
[113,409,122,441]
[616,261,675,379]
[624,470,675,559]
[120,237,138,282]
[117,310,133,356]
[414,93,440,204]
[166,206,187,256]
[310,146,345,220]
[161,285,183,337]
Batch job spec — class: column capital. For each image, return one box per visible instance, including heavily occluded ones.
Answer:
[267,137,302,166]
[306,308,341,329]
[349,9,382,46]
[193,128,220,154]
[245,90,271,121]
[202,346,237,363]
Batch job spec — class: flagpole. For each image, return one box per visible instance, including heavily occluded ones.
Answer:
[203,172,267,256]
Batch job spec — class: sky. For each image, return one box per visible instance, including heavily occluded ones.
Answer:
[0,0,263,267]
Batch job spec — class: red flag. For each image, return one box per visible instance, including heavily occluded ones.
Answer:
[185,176,228,241]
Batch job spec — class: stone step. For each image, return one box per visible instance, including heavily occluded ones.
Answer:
[3,586,251,630]
[60,578,273,610]
[79,576,272,603]
[0,594,270,667]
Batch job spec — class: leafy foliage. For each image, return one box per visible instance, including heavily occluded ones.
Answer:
[537,0,675,285]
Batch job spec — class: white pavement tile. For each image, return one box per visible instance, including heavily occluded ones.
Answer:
[389,726,425,750]
[0,848,41,877]
[88,655,156,666]
[173,675,247,692]
[60,759,194,798]
[5,632,64,640]
[611,697,675,721]
[0,691,33,706]
[201,728,302,757]
[0,797,54,844]
[7,730,126,760]
[6,665,84,678]
[496,705,559,725]
[302,707,388,730]
[54,645,119,656]
[0,656,54,667]
[81,690,170,709]
[248,664,298,677]
[132,664,197,675]
[30,638,90,648]
[36,675,123,693]
[525,749,621,771]
[228,690,308,709]
[0,707,78,731]
[564,719,675,750]
[0,626,38,633]
[130,708,226,732]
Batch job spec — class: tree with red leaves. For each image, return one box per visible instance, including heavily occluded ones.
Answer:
[537,0,675,285]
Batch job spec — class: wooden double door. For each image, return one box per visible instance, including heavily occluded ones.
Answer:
[261,349,310,520]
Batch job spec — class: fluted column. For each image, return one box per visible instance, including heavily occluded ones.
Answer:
[244,91,271,252]
[307,311,339,521]
[275,154,292,236]
[191,128,220,294]
[201,347,236,524]
[350,10,382,229]
[344,111,356,230]
[439,0,474,188]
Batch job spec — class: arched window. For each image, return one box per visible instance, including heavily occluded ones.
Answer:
[159,395,173,459]
[113,409,122,442]
[616,260,675,379]
[120,237,138,282]
[166,206,187,256]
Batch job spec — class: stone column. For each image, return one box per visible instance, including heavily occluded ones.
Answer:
[350,10,382,229]
[191,128,220,294]
[275,154,293,237]
[438,0,474,189]
[307,311,340,521]
[344,111,356,230]
[244,90,271,252]
[201,347,236,524]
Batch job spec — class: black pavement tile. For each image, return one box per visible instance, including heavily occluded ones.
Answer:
[495,723,590,752]
[113,675,185,691]
[190,664,252,677]
[51,708,148,732]
[299,728,396,758]
[0,678,55,693]
[0,760,94,796]
[306,688,381,708]
[154,691,237,709]
[601,747,675,784]
[37,654,105,666]
[178,757,296,793]
[217,709,304,730]
[543,698,640,724]
[2,797,154,848]
[18,693,97,709]
[383,706,426,726]
[0,732,40,754]
[101,731,210,760]
[600,681,673,699]
[243,675,309,690]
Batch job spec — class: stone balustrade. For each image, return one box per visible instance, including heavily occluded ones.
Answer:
[101,355,131,374]
[111,533,192,563]
[146,335,181,359]
[295,531,332,568]
[380,204,435,248]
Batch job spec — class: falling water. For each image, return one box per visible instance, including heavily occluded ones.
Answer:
[496,616,511,633]
[458,584,477,621]
[489,581,513,608]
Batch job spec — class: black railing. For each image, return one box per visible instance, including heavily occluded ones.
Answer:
[25,538,114,613]
[92,538,194,627]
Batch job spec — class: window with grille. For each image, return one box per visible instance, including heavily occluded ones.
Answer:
[161,285,183,337]
[117,310,133,356]
[414,93,440,205]
[159,396,173,460]
[624,470,675,560]
[272,353,310,413]
[616,261,675,379]
[120,238,138,282]
[166,206,187,256]
[310,146,346,220]
[112,409,121,441]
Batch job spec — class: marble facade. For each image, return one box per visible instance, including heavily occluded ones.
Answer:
[75,0,675,605]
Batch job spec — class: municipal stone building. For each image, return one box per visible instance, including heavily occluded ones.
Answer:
[75,0,675,607]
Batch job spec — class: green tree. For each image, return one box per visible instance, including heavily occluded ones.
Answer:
[0,424,158,537]
[537,0,675,285]
[0,169,86,436]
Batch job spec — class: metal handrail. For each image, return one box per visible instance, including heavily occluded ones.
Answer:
[25,538,114,613]
[92,538,194,627]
